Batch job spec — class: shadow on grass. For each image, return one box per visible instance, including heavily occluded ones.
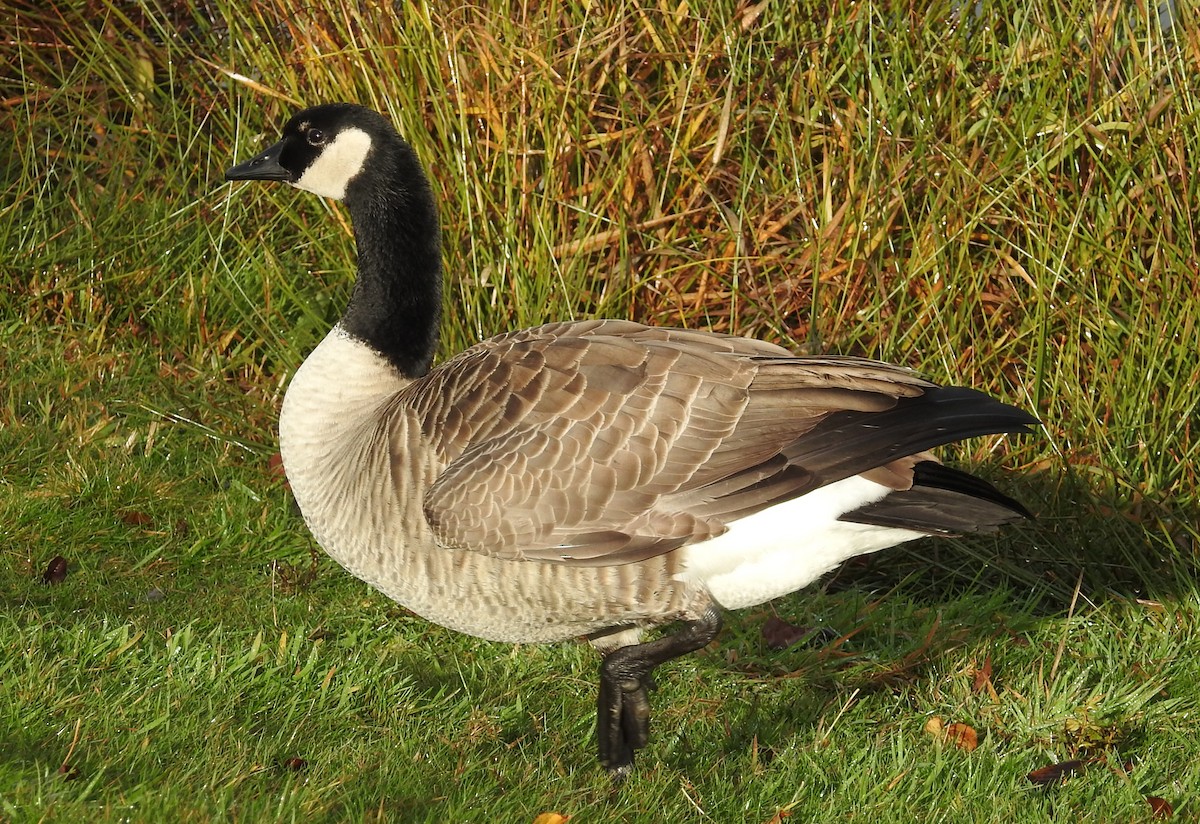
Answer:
[831,468,1198,609]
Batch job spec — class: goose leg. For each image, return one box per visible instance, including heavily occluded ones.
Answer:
[596,605,723,777]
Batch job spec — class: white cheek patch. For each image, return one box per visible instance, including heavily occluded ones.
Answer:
[293,127,373,200]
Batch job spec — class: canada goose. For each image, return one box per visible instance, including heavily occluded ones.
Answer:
[225,103,1037,776]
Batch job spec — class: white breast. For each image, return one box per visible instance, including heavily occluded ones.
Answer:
[278,326,410,567]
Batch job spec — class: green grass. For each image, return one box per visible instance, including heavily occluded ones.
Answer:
[2,0,1198,820]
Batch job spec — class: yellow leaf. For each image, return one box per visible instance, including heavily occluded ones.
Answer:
[923,716,944,737]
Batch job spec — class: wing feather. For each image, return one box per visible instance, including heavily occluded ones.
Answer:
[387,320,970,565]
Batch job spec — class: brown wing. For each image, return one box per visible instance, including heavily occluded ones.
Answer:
[397,319,932,564]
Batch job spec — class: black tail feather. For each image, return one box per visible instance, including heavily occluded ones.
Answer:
[783,386,1039,491]
[840,460,1032,535]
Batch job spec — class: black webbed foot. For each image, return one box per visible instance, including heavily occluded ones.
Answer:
[596,606,722,777]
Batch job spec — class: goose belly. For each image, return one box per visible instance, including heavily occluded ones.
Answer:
[359,545,703,644]
[679,475,928,610]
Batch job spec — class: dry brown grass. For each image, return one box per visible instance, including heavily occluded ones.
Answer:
[4,0,1198,510]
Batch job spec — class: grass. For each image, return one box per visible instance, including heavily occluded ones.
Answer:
[2,0,1198,820]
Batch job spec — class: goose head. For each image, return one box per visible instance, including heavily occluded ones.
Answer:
[224,103,394,201]
[225,103,443,378]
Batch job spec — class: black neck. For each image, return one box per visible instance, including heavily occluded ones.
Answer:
[339,140,442,379]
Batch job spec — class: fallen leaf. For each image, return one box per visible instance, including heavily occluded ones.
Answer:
[42,556,68,585]
[1146,796,1173,818]
[1027,759,1084,785]
[762,616,811,650]
[280,757,308,771]
[946,723,979,751]
[884,769,909,792]
[922,717,978,751]
[740,0,769,32]
[761,617,838,650]
[923,716,944,737]
[971,655,993,693]
[120,510,153,527]
[532,814,569,824]
[761,809,791,824]
[268,452,291,490]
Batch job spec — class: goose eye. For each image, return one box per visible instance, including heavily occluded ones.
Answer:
[307,129,325,146]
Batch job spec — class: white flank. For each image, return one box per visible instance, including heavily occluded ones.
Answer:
[293,127,373,200]
[679,475,929,609]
